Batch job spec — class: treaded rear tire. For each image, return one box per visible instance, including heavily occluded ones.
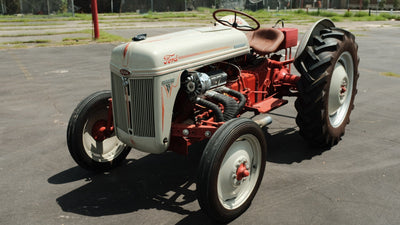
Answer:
[294,27,359,147]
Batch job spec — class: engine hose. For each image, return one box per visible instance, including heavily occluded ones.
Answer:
[195,97,224,122]
[217,86,246,115]
[205,90,238,121]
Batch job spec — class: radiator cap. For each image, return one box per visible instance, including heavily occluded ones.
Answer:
[133,33,147,41]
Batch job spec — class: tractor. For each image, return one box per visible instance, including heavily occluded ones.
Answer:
[67,9,359,223]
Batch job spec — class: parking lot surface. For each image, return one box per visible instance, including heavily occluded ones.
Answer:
[1,24,400,224]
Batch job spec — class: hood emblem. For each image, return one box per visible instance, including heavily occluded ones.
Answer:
[120,69,131,76]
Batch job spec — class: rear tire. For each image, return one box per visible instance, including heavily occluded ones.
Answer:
[294,27,359,147]
[197,118,266,223]
[67,90,131,171]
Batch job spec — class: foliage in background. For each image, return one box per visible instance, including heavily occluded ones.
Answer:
[2,0,399,15]
[1,7,399,22]
[1,0,67,14]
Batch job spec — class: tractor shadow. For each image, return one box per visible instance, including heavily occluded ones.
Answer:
[48,142,217,224]
[49,124,328,224]
[263,126,329,164]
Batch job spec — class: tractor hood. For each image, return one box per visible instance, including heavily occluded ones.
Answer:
[110,26,250,76]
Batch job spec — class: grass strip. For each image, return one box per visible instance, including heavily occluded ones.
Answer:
[1,29,128,49]
[3,39,51,44]
[0,23,66,27]
[0,30,85,37]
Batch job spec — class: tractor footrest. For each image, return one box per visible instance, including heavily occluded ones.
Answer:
[252,97,288,113]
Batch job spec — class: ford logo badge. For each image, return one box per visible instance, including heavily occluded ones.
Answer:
[120,69,131,76]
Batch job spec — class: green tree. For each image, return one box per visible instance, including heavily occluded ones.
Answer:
[4,0,19,14]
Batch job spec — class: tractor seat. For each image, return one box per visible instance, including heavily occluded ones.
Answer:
[246,28,285,55]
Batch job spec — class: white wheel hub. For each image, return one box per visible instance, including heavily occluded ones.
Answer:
[328,51,354,128]
[217,134,262,210]
[82,107,126,162]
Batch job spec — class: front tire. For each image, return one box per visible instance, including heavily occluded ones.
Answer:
[197,118,267,223]
[67,90,131,171]
[294,27,359,147]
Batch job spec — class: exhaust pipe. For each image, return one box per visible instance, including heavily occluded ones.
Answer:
[255,116,272,127]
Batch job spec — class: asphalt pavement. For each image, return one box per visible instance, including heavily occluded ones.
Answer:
[0,24,399,225]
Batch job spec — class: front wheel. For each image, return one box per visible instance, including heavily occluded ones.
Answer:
[197,118,267,223]
[67,90,131,171]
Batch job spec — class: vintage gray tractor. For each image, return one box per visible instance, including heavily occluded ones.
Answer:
[67,9,359,222]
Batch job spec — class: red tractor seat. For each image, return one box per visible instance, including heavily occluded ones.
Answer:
[246,28,285,55]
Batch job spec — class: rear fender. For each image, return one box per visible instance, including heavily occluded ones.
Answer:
[294,18,335,61]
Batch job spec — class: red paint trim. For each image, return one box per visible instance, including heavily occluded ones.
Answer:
[130,139,135,145]
[123,43,130,59]
[161,87,165,132]
[122,43,132,67]
[178,46,230,60]
[144,38,171,43]
[163,81,179,97]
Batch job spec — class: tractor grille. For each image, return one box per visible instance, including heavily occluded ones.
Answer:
[130,78,155,137]
[111,73,155,137]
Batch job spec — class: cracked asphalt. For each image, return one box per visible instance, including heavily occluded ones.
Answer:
[0,23,399,225]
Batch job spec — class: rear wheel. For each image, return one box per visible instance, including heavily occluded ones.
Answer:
[67,90,131,171]
[294,27,359,147]
[197,118,266,223]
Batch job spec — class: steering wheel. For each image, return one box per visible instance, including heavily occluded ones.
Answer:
[213,9,260,31]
